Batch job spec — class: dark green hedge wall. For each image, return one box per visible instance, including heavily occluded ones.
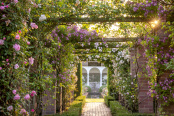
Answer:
[75,62,82,97]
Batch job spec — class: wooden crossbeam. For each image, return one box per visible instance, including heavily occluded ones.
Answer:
[90,37,138,42]
[58,17,151,23]
[75,43,129,49]
[74,52,114,54]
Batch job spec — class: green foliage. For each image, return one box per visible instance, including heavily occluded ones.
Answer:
[75,95,86,107]
[75,63,82,97]
[107,67,112,96]
[110,101,129,115]
[54,95,86,116]
[110,101,155,116]
[99,85,107,92]
[54,107,81,116]
[85,86,91,92]
[104,96,115,107]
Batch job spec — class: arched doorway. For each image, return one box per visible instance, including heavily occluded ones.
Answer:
[89,68,100,92]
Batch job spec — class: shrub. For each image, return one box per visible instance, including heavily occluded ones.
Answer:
[54,107,81,116]
[75,95,86,107]
[85,86,91,92]
[53,95,86,116]
[110,101,155,116]
[110,101,129,115]
[71,101,83,108]
[75,63,82,97]
[99,85,107,92]
[104,96,114,106]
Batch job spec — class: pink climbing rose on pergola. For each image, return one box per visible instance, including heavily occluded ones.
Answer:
[30,23,38,29]
[30,91,36,97]
[0,39,4,45]
[24,94,30,100]
[29,57,34,65]
[13,44,20,51]
[14,94,20,100]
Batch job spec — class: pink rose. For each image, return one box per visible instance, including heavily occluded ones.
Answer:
[0,67,2,70]
[0,6,5,10]
[31,109,35,112]
[7,105,13,111]
[24,94,30,100]
[3,37,6,40]
[12,90,16,95]
[30,91,36,97]
[15,34,20,39]
[27,41,30,45]
[24,61,27,64]
[2,3,4,5]
[14,0,18,4]
[18,30,21,33]
[5,5,8,8]
[14,94,20,100]
[14,64,19,69]
[29,57,34,65]
[0,39,4,45]
[20,109,27,115]
[6,59,9,62]
[13,44,20,51]
[30,23,38,29]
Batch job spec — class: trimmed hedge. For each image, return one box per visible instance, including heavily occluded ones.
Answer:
[75,95,86,107]
[110,101,154,116]
[110,101,129,115]
[53,96,86,116]
[75,63,82,97]
[104,96,114,106]
[54,107,81,116]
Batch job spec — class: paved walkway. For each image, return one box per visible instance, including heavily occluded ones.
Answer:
[82,102,112,116]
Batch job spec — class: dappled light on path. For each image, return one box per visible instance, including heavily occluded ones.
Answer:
[82,99,111,116]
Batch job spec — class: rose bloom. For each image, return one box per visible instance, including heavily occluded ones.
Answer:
[12,90,16,95]
[14,94,20,100]
[13,44,20,51]
[7,105,13,111]
[27,41,30,45]
[30,23,38,29]
[14,64,19,69]
[14,0,18,4]
[0,39,4,45]
[24,94,30,100]
[31,109,35,112]
[0,6,5,10]
[0,67,2,70]
[30,91,36,97]
[20,109,27,115]
[29,57,34,65]
[15,34,20,39]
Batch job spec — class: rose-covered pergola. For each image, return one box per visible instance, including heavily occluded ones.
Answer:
[0,0,174,116]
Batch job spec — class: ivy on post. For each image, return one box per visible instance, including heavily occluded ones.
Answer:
[75,62,82,98]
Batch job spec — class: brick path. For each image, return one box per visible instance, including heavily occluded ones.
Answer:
[82,102,112,116]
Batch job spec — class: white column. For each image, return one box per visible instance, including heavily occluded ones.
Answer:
[100,72,102,87]
[87,71,89,86]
